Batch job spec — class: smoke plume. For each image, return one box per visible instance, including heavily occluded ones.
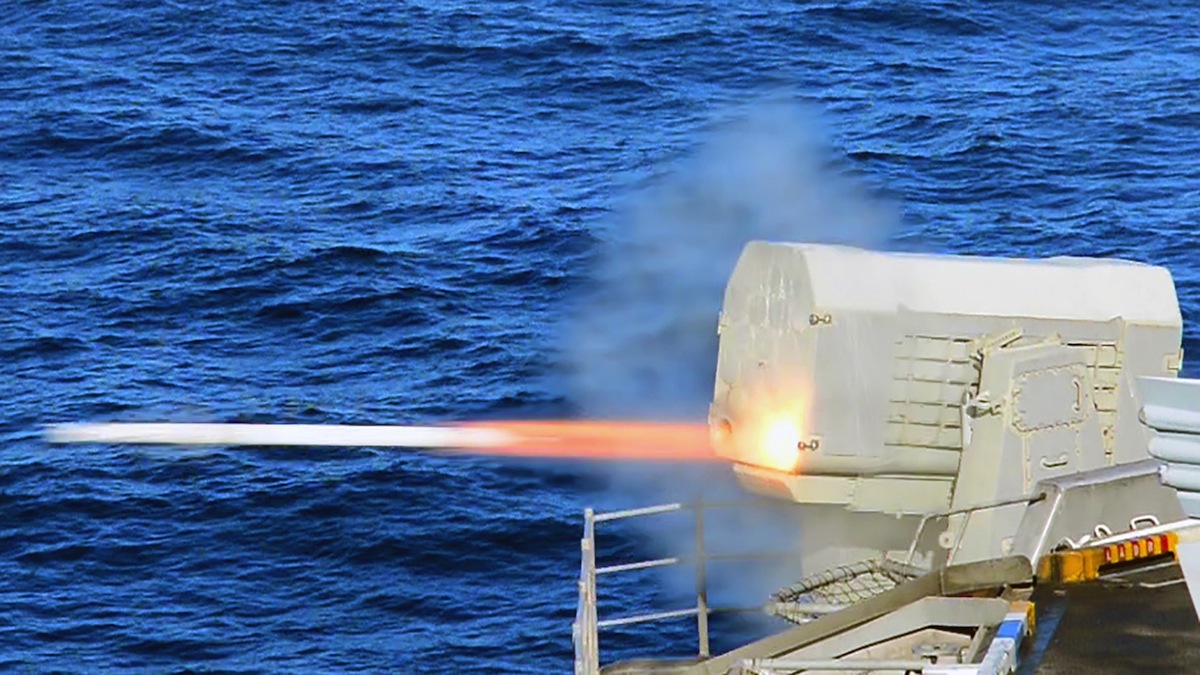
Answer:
[562,100,900,648]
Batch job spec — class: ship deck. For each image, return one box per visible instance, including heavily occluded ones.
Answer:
[1026,563,1200,673]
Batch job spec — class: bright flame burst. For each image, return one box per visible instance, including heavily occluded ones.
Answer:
[463,420,719,461]
[758,417,802,472]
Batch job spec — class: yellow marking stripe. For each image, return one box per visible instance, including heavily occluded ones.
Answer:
[1010,599,1035,635]
[1037,532,1178,583]
[1102,532,1176,565]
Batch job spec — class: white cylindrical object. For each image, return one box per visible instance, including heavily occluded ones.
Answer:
[1160,463,1200,493]
[45,423,514,449]
[1150,432,1200,464]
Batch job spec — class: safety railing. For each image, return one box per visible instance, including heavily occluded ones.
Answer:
[903,492,1046,567]
[1087,516,1200,547]
[572,498,804,674]
[745,658,932,673]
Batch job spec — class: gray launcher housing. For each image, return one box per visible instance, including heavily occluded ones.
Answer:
[711,243,1182,560]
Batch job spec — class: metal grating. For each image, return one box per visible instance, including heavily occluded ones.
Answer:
[767,558,926,624]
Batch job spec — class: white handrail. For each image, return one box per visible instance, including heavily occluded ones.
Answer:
[904,493,1045,566]
[573,501,705,671]
[594,502,684,522]
[572,497,809,670]
[1088,517,1200,546]
[746,658,929,672]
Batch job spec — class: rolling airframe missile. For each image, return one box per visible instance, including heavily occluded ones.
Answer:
[45,420,719,461]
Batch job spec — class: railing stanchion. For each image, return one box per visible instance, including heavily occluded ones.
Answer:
[582,508,600,674]
[695,495,710,657]
[574,498,822,670]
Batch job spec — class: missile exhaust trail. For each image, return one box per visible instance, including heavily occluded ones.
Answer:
[45,420,719,462]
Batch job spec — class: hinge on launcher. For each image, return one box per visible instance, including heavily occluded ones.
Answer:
[970,327,1023,364]
[964,391,1003,417]
[1167,349,1184,373]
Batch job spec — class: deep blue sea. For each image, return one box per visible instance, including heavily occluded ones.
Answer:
[4,1,1200,672]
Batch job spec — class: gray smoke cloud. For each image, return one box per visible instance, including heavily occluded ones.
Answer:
[568,102,895,420]
[562,101,901,646]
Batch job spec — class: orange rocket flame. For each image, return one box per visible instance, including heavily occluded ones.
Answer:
[45,419,723,463]
[461,420,720,461]
[757,417,803,472]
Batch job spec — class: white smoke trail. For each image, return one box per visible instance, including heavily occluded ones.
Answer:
[563,100,900,642]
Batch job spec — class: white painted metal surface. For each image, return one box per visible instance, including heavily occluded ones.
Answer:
[1138,375,1200,623]
[713,244,1181,516]
[1142,376,1200,517]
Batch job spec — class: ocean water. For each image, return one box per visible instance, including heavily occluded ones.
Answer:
[3,0,1200,671]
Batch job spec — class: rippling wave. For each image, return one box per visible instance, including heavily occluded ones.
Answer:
[3,0,1200,670]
